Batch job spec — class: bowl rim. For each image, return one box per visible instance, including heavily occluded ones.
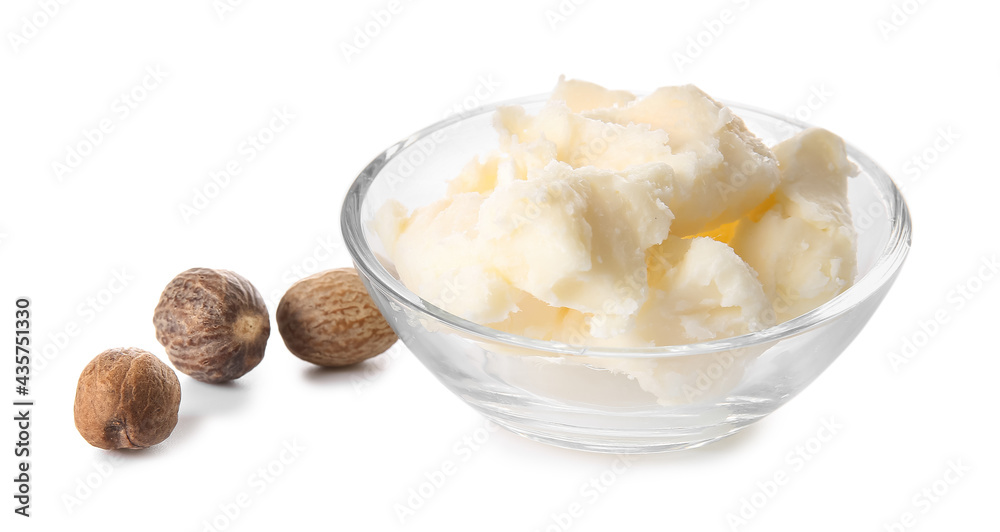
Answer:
[341,93,912,357]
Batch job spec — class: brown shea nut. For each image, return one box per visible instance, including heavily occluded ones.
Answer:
[153,268,270,383]
[74,347,181,450]
[276,267,397,367]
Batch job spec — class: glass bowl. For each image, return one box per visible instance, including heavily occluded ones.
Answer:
[341,95,912,453]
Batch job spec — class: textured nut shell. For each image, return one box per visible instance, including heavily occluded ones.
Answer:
[153,268,270,383]
[277,268,398,367]
[73,347,181,450]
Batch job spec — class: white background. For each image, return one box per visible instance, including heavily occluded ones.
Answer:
[1,0,997,530]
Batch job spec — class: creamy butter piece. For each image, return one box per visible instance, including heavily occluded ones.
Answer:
[550,76,635,113]
[484,235,774,405]
[375,79,858,405]
[382,193,522,324]
[477,161,674,336]
[577,236,775,405]
[490,236,773,346]
[730,127,858,322]
[580,84,780,236]
[622,236,775,344]
[484,235,775,405]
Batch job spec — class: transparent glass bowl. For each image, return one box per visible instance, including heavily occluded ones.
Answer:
[341,96,912,453]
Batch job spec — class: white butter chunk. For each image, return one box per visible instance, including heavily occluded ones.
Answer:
[477,161,673,336]
[376,195,522,324]
[550,75,636,113]
[730,127,858,322]
[586,85,780,236]
[376,79,858,406]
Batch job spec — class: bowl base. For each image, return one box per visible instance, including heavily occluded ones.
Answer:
[477,409,757,454]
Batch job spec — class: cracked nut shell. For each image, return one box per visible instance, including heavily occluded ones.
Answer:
[277,268,397,367]
[74,347,181,450]
[153,268,270,383]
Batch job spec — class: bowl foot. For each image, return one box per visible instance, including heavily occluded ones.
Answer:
[477,409,757,454]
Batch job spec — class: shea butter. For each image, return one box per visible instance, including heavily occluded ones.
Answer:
[375,78,858,404]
